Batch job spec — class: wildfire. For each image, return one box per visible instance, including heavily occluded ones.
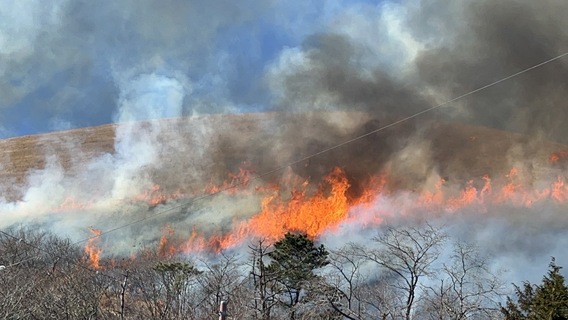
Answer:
[551,176,568,202]
[203,164,254,194]
[132,185,184,207]
[232,167,353,240]
[549,151,568,164]
[53,196,95,213]
[54,159,568,259]
[157,225,177,258]
[49,184,185,214]
[181,165,568,254]
[85,227,103,269]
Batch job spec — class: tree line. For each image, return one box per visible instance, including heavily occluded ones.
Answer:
[0,225,566,319]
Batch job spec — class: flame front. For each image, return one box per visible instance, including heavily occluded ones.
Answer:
[182,164,568,254]
[221,167,354,246]
[85,227,102,269]
[50,156,568,258]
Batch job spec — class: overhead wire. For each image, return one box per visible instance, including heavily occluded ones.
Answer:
[2,50,568,271]
[0,229,121,282]
[72,50,568,247]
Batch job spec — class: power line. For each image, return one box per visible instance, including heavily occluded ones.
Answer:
[0,230,51,269]
[6,50,568,264]
[72,50,568,247]
[287,51,568,162]
[0,229,121,282]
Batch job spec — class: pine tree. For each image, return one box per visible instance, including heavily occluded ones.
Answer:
[267,232,329,317]
[502,257,568,320]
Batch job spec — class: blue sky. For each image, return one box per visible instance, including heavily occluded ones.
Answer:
[2,0,568,283]
[1,0,568,142]
[0,0,385,137]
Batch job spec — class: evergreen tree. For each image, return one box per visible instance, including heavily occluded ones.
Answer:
[502,257,568,320]
[267,232,329,317]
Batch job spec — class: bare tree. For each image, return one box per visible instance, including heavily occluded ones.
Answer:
[0,228,47,318]
[0,224,511,319]
[419,242,505,320]
[0,265,46,318]
[195,252,251,319]
[129,255,202,320]
[324,246,407,320]
[352,224,447,320]
[0,227,114,319]
[293,273,345,320]
[324,248,373,319]
[248,238,282,320]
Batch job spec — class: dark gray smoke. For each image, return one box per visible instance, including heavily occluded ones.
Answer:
[411,0,568,141]
[268,0,568,142]
[2,0,568,287]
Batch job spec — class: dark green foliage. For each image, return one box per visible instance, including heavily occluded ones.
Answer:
[502,258,568,320]
[153,261,201,298]
[154,261,200,275]
[153,261,201,296]
[268,232,330,315]
[268,232,329,289]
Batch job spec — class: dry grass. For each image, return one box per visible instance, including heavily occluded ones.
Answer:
[0,125,115,185]
[0,113,566,201]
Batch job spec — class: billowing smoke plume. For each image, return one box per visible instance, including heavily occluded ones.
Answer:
[267,0,568,142]
[2,0,568,286]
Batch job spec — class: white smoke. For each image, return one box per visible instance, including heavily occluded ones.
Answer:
[1,0,568,290]
[110,71,190,199]
[0,0,66,62]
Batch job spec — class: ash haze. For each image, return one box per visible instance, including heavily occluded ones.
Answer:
[1,0,568,288]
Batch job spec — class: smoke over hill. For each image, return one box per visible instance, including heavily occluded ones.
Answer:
[2,111,568,286]
[2,0,568,286]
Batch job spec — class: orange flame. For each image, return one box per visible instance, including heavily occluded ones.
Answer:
[549,151,568,164]
[551,176,568,202]
[184,167,377,252]
[157,225,178,258]
[59,159,568,262]
[446,180,479,211]
[85,227,103,269]
[48,184,186,215]
[53,196,95,213]
[132,185,184,206]
[204,164,254,194]
[179,165,568,255]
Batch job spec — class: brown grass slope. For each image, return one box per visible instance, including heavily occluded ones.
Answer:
[1,112,566,201]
